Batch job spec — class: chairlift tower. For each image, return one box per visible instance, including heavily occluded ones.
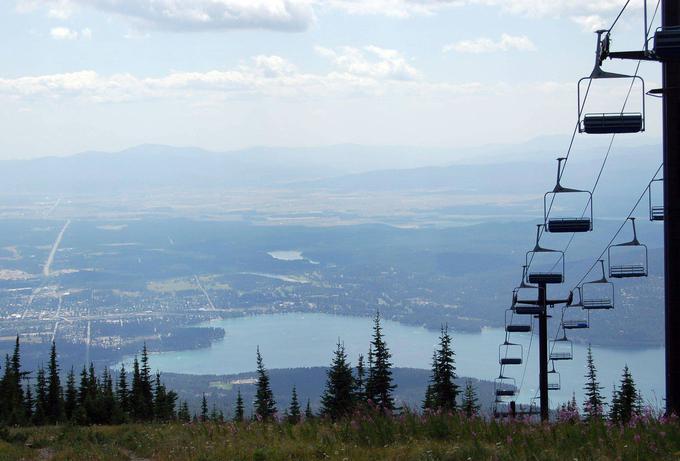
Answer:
[591,0,680,415]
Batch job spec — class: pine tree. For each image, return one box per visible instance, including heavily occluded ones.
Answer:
[305,399,314,420]
[178,401,191,422]
[423,351,439,412]
[433,325,459,411]
[234,389,245,422]
[354,354,366,405]
[461,379,480,417]
[46,342,63,423]
[1,337,26,424]
[23,379,33,422]
[583,345,605,420]
[254,347,276,421]
[201,393,209,422]
[365,311,396,412]
[609,383,621,422]
[210,404,220,422]
[33,367,47,425]
[321,341,356,420]
[287,386,301,424]
[138,344,154,421]
[64,367,78,421]
[611,365,639,423]
[116,364,129,415]
[130,357,142,420]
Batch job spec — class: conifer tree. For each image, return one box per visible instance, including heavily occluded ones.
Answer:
[305,399,314,420]
[432,325,458,411]
[234,389,245,422]
[210,404,220,422]
[116,364,129,415]
[365,311,396,412]
[47,342,63,423]
[287,386,301,424]
[64,367,78,421]
[130,357,142,420]
[201,393,209,422]
[321,341,356,420]
[611,365,639,423]
[583,345,605,420]
[423,351,439,412]
[33,367,47,425]
[178,401,191,422]
[138,344,154,420]
[354,354,366,404]
[23,378,33,422]
[254,347,277,420]
[461,379,480,417]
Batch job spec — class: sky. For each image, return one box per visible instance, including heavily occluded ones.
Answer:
[0,0,665,159]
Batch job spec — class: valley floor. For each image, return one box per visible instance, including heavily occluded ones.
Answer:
[1,414,679,461]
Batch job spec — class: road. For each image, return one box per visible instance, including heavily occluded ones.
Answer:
[43,219,71,277]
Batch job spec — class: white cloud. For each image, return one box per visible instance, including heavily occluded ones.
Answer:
[17,0,643,33]
[0,51,492,103]
[50,27,79,40]
[49,26,92,40]
[444,34,536,53]
[315,45,421,80]
[571,15,607,32]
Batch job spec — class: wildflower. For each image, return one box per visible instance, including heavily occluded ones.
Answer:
[633,434,641,444]
[506,435,513,445]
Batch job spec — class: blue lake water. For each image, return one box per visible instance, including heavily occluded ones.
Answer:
[137,313,665,409]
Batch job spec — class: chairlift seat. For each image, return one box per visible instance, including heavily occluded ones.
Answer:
[495,389,516,397]
[563,320,589,329]
[582,113,643,134]
[610,264,647,278]
[528,272,564,284]
[549,351,573,361]
[583,298,614,310]
[514,305,542,315]
[547,218,592,233]
[500,357,522,365]
[651,206,664,221]
[654,27,680,60]
[506,325,531,333]
[547,382,561,391]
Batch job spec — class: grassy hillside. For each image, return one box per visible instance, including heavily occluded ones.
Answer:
[1,413,679,461]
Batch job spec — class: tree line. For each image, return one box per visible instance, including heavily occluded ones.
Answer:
[0,339,177,426]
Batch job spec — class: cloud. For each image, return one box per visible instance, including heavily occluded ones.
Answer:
[571,15,607,32]
[0,50,492,103]
[315,45,421,80]
[444,34,536,53]
[49,26,92,40]
[50,27,79,40]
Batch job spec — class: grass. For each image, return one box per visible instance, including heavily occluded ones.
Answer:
[1,412,679,460]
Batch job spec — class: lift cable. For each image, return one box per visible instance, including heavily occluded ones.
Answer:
[609,0,632,34]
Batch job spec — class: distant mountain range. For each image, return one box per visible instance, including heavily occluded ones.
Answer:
[0,139,662,211]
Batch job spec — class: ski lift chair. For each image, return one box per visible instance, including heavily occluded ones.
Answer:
[562,290,591,328]
[499,341,523,366]
[544,158,593,233]
[654,26,680,60]
[548,362,561,391]
[608,218,648,278]
[649,178,664,221]
[582,260,615,309]
[505,309,532,333]
[494,375,517,398]
[526,225,565,285]
[578,31,645,134]
[549,334,574,361]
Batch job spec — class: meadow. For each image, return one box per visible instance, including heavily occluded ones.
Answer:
[1,411,679,461]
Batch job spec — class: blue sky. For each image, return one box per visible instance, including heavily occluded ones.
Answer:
[0,0,664,158]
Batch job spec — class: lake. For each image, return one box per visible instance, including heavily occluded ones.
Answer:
[138,313,665,409]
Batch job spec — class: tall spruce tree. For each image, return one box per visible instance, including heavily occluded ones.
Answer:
[46,342,63,423]
[254,347,277,420]
[33,367,47,425]
[354,354,366,405]
[320,341,356,420]
[178,401,191,422]
[305,399,314,420]
[365,311,396,412]
[287,386,301,424]
[116,364,129,415]
[433,325,459,411]
[423,351,439,412]
[461,379,480,417]
[138,344,154,420]
[610,365,639,423]
[583,345,605,420]
[234,389,245,422]
[201,393,209,422]
[64,367,78,421]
